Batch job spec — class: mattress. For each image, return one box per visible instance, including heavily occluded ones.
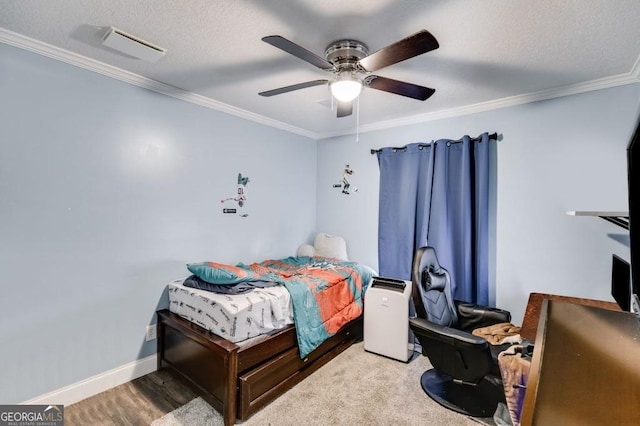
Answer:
[167,278,294,343]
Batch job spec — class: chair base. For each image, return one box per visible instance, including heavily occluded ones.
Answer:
[420,369,505,418]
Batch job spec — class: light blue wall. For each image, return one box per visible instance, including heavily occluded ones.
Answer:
[3,37,639,404]
[0,43,316,403]
[317,84,640,324]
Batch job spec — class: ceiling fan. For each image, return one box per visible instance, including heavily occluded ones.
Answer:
[259,30,439,118]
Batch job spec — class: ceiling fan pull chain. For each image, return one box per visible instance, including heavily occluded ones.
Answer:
[356,96,360,143]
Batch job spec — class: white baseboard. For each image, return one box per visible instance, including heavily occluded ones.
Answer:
[21,354,157,406]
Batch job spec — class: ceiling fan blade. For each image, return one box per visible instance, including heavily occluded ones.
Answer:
[336,100,353,118]
[358,30,439,72]
[366,76,435,101]
[259,79,328,97]
[262,36,334,70]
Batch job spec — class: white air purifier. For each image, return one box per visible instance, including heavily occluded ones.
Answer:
[364,277,413,362]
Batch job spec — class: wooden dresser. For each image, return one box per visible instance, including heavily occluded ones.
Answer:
[520,292,621,341]
[520,300,640,425]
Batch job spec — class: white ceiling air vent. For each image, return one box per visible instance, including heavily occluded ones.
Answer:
[102,27,166,62]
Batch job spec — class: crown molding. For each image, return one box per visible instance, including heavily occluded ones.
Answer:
[630,54,640,81]
[0,28,318,139]
[318,67,640,139]
[2,27,639,141]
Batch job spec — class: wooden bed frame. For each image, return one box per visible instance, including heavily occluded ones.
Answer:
[157,309,363,426]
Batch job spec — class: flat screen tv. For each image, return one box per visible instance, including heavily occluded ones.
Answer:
[627,112,640,314]
[611,254,631,311]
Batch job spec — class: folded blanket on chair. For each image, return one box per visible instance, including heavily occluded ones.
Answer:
[471,322,522,345]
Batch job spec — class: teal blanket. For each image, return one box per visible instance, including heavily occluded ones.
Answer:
[189,256,374,357]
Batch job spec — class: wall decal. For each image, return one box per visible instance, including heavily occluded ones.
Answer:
[332,164,358,195]
[221,173,250,216]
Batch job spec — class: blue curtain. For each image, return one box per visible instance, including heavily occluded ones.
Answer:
[377,133,492,304]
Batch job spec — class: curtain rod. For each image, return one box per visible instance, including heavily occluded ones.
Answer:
[370,132,501,155]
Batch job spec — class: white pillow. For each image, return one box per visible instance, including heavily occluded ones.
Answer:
[296,244,316,257]
[313,233,349,261]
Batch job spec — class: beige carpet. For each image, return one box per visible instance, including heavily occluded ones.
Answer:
[152,342,494,426]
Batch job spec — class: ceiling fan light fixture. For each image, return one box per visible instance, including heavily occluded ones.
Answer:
[260,30,439,117]
[330,74,363,102]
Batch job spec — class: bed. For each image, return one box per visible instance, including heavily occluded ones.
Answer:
[166,278,294,343]
[157,244,374,426]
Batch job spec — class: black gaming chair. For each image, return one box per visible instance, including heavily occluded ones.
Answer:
[408,246,512,417]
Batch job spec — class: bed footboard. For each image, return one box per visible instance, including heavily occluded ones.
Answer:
[157,310,239,426]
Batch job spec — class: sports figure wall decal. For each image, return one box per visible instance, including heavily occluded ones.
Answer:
[222,173,250,217]
[333,164,358,195]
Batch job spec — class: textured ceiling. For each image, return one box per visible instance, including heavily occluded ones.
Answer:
[1,0,640,138]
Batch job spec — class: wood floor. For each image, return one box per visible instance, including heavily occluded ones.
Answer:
[64,370,198,426]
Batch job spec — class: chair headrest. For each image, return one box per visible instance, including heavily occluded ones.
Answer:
[412,245,458,327]
[422,269,447,291]
[414,246,443,273]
